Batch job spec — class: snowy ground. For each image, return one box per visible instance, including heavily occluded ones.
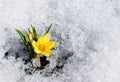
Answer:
[0,0,120,82]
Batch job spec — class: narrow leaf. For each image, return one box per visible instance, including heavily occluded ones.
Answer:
[31,25,37,41]
[15,29,26,43]
[27,41,34,59]
[27,28,31,33]
[45,24,52,35]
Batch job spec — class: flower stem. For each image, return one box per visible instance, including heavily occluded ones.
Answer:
[35,54,41,67]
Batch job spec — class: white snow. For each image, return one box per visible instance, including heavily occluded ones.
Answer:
[0,0,120,82]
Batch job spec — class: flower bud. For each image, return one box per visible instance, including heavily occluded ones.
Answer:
[29,32,34,41]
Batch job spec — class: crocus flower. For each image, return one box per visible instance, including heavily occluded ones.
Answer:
[32,33,56,57]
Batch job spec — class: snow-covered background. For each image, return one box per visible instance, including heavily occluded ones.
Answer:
[0,0,120,82]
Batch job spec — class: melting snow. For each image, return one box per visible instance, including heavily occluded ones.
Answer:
[0,0,120,82]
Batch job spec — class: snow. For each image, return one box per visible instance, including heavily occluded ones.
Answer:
[0,0,120,82]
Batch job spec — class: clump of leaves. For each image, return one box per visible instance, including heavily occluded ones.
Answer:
[15,24,52,60]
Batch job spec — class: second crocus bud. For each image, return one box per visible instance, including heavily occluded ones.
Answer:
[29,32,34,41]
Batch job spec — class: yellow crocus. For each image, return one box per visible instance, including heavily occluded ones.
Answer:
[32,33,56,57]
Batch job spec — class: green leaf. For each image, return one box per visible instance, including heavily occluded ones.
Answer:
[16,29,35,60]
[27,28,31,33]
[31,25,37,41]
[27,41,34,59]
[15,29,26,43]
[45,24,52,35]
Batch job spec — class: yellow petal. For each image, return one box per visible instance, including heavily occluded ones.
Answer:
[37,36,44,44]
[34,47,41,54]
[42,50,53,57]
[43,33,50,42]
[45,41,57,49]
[32,41,37,48]
[37,33,50,44]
